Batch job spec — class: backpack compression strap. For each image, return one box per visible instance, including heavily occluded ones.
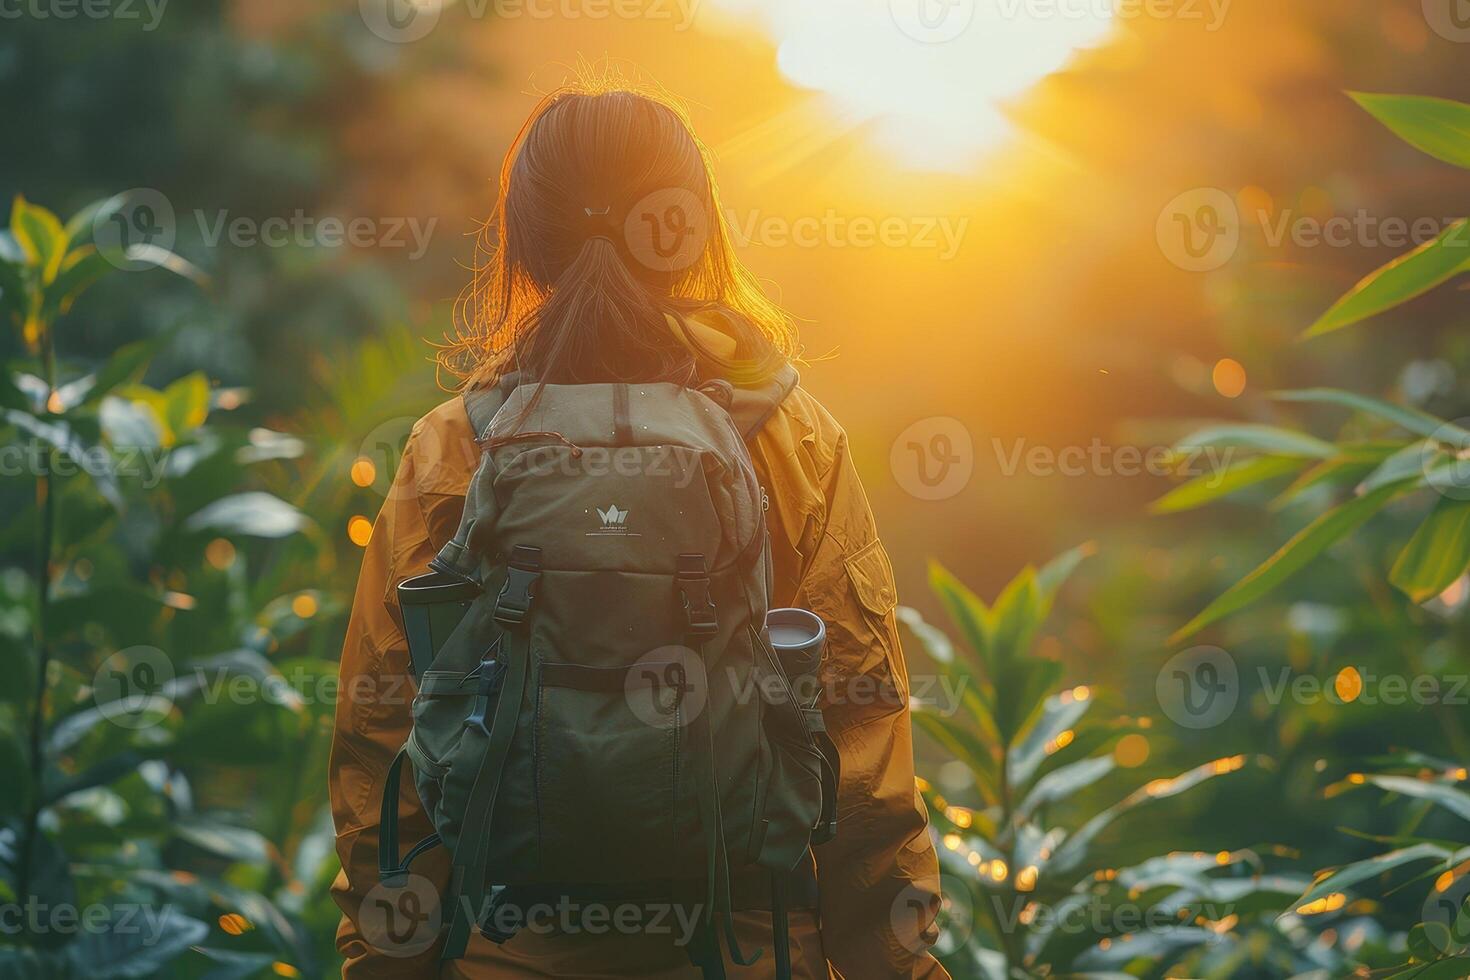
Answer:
[724,363,799,442]
[466,364,797,445]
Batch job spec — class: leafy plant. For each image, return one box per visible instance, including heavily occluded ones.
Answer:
[1288,755,1470,978]
[899,548,1330,978]
[1158,94,1470,644]
[0,195,342,977]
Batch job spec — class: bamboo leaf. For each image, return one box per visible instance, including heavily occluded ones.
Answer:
[1150,455,1303,514]
[1367,775,1470,824]
[1171,481,1411,642]
[1305,219,1470,338]
[1390,498,1470,603]
[1174,423,1337,459]
[1350,92,1470,170]
[1289,842,1448,910]
[1272,389,1470,449]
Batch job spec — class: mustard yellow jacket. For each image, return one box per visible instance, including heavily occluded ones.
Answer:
[329,366,948,978]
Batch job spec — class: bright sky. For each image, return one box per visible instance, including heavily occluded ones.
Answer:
[706,0,1116,171]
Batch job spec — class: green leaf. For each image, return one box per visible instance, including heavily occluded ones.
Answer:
[1035,541,1094,607]
[990,567,1042,666]
[913,711,1001,805]
[1351,92,1470,170]
[1305,219,1470,337]
[1290,842,1448,910]
[1015,756,1115,821]
[121,241,209,286]
[81,334,166,407]
[42,246,111,318]
[62,193,127,255]
[1171,480,1412,642]
[1150,455,1303,514]
[1047,756,1251,876]
[1008,688,1094,788]
[162,370,210,437]
[929,561,995,677]
[1368,775,1470,823]
[1272,389,1470,449]
[1361,440,1447,493]
[183,492,309,538]
[1174,423,1338,458]
[1390,498,1470,603]
[1270,456,1384,510]
[10,195,67,283]
[67,910,209,976]
[1395,960,1470,980]
[174,817,272,864]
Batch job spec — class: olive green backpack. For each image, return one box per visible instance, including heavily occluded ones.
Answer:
[379,368,838,978]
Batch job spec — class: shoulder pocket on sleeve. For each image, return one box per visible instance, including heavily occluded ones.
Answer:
[845,539,897,618]
[839,538,908,709]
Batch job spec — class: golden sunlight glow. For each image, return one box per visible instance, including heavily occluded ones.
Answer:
[1212,358,1247,398]
[218,913,251,935]
[205,537,236,570]
[708,0,1114,171]
[1296,893,1347,916]
[1045,729,1075,755]
[1114,733,1149,768]
[1333,667,1363,703]
[351,457,377,488]
[348,515,374,547]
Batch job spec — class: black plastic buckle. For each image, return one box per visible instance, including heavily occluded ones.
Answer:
[493,545,542,626]
[676,553,718,637]
[464,638,508,736]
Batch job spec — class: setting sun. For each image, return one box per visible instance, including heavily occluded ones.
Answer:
[709,0,1114,170]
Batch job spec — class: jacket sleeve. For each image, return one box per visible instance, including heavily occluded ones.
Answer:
[796,430,950,980]
[329,442,451,975]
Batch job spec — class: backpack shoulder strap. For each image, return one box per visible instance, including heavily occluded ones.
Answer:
[726,363,799,441]
[461,371,524,440]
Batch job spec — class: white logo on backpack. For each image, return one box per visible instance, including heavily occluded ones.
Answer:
[588,504,639,537]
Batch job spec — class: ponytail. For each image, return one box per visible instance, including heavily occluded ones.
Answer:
[514,235,697,387]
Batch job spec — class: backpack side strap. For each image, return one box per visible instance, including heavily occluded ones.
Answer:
[461,371,524,441]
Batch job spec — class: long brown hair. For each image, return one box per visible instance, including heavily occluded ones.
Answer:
[439,73,797,390]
